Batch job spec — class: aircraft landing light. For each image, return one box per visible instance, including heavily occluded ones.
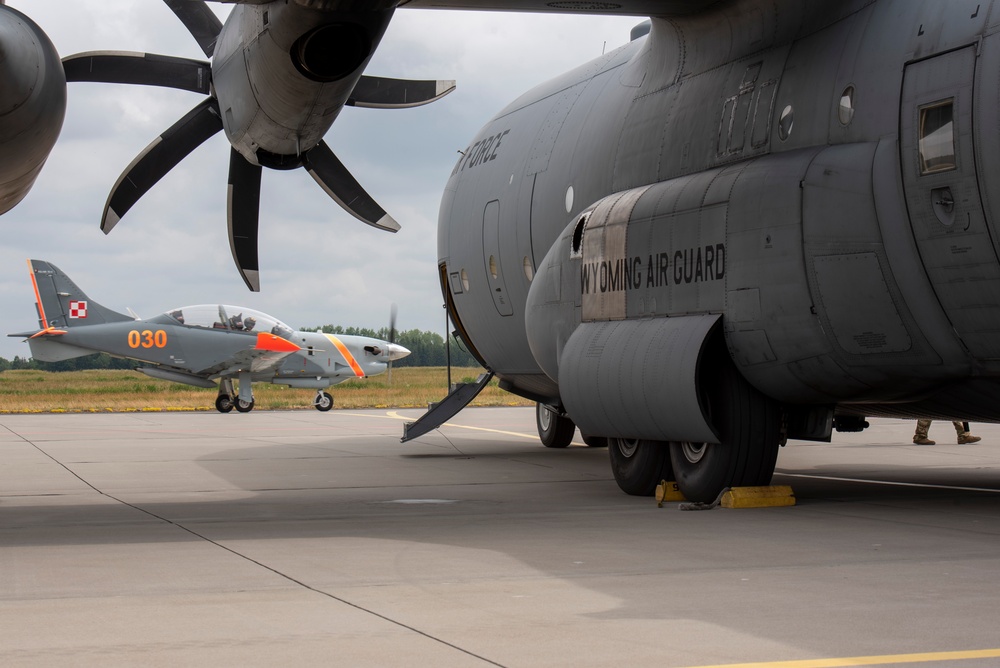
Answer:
[254,331,300,352]
[679,647,1000,668]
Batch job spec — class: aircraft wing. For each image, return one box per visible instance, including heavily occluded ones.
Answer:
[395,0,724,15]
[202,0,722,16]
[199,332,300,378]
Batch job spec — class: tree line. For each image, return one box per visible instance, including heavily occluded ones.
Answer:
[0,326,480,372]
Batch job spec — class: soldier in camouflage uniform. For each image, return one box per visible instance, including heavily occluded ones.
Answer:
[913,420,981,445]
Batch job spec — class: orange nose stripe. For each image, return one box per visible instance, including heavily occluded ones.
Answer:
[255,332,300,352]
[324,334,365,377]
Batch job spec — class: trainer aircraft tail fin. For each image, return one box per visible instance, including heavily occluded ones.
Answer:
[26,259,132,330]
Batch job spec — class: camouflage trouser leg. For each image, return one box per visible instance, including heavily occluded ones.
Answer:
[915,419,932,438]
[952,421,968,435]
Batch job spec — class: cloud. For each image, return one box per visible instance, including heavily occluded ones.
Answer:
[1,1,640,359]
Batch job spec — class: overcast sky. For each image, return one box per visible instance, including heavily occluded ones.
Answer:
[1,1,640,360]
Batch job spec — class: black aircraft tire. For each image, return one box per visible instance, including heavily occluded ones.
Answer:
[235,399,255,413]
[536,403,575,448]
[315,392,333,412]
[608,438,674,496]
[215,395,234,413]
[669,362,781,503]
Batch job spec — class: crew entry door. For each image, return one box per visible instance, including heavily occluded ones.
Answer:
[483,199,513,316]
[900,46,1000,358]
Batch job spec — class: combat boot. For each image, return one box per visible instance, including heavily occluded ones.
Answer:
[958,433,981,444]
[913,436,936,445]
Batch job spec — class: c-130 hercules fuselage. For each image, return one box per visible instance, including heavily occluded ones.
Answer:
[437,0,1000,501]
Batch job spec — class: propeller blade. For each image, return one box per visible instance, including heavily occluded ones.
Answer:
[103,98,223,233]
[63,51,211,94]
[162,0,223,58]
[303,141,400,233]
[347,76,456,109]
[389,303,398,345]
[227,149,263,292]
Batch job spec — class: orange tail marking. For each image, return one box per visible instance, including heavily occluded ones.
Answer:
[27,259,48,328]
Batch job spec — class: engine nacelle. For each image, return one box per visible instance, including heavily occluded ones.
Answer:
[211,3,393,163]
[0,6,66,215]
[525,183,727,443]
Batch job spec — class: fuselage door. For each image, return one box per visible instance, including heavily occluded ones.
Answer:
[483,199,513,316]
[900,46,1000,359]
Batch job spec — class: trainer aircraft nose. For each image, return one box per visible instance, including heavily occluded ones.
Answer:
[386,343,411,362]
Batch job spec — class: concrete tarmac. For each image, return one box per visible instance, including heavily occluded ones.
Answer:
[2,408,1000,667]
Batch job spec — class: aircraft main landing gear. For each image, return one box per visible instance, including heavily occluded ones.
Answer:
[668,360,782,503]
[216,378,235,413]
[536,403,575,448]
[314,391,333,411]
[235,398,255,413]
[608,438,673,496]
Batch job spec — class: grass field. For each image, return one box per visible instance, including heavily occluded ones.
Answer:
[0,367,535,413]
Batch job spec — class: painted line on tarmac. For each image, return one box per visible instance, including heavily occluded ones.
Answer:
[681,647,1000,667]
[778,472,1000,494]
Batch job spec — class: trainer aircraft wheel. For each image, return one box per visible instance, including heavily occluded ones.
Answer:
[215,395,235,413]
[608,438,673,496]
[536,403,574,448]
[315,392,333,411]
[235,399,255,413]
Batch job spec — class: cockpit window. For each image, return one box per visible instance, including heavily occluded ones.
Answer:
[160,305,294,338]
[919,100,956,174]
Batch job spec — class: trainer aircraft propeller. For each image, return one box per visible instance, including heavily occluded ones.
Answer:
[9,260,411,412]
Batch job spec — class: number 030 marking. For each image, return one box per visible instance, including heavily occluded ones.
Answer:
[128,329,168,349]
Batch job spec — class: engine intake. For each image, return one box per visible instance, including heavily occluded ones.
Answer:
[291,23,371,82]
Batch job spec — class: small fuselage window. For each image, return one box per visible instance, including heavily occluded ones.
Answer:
[919,100,956,174]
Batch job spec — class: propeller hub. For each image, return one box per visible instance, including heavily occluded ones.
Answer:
[386,343,410,362]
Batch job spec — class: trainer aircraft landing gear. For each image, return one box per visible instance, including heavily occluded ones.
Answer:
[216,378,235,413]
[536,403,575,448]
[215,394,234,413]
[669,361,782,503]
[314,391,333,411]
[217,376,256,413]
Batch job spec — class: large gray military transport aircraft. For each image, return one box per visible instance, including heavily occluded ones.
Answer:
[9,1,998,503]
[10,260,410,412]
[396,0,1000,503]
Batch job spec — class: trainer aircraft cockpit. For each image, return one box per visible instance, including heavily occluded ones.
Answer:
[150,305,295,339]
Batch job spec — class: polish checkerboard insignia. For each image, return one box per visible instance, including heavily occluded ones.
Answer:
[69,300,88,319]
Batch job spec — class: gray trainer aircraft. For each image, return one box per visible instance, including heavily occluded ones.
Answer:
[393,0,1000,503]
[9,260,410,412]
[0,2,65,215]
